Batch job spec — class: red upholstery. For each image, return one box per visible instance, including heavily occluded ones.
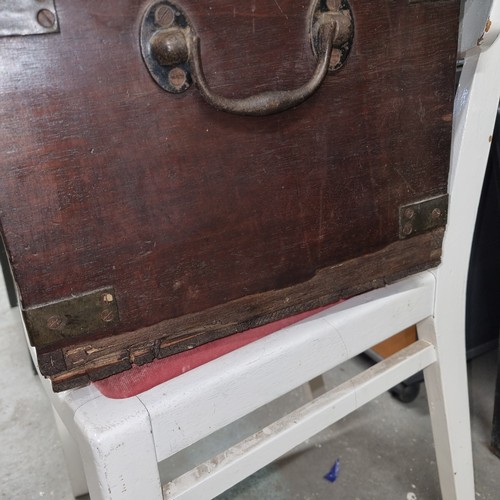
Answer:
[94,306,331,398]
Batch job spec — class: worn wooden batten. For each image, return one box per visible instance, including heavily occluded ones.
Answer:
[0,0,460,390]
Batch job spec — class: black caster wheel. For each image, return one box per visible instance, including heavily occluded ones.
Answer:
[390,382,421,403]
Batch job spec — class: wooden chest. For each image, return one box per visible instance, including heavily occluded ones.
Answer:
[0,0,459,391]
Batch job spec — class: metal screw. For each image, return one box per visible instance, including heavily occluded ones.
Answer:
[101,293,114,304]
[402,223,413,236]
[155,5,175,27]
[169,67,187,89]
[404,208,415,219]
[37,9,56,29]
[47,315,65,330]
[431,208,442,220]
[101,309,115,323]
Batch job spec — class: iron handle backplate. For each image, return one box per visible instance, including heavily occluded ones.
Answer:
[140,0,354,116]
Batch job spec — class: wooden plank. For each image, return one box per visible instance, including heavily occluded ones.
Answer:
[47,230,441,390]
[372,326,417,358]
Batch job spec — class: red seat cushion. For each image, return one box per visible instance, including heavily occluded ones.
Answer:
[94,305,331,398]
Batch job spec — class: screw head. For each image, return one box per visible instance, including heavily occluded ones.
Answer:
[101,293,114,304]
[404,208,415,219]
[431,208,442,220]
[37,9,56,29]
[168,67,187,89]
[402,223,413,236]
[155,5,175,27]
[47,315,65,330]
[101,309,115,323]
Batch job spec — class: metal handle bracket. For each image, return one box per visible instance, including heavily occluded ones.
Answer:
[140,0,354,116]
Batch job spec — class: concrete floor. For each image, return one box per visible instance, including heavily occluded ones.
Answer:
[0,274,499,500]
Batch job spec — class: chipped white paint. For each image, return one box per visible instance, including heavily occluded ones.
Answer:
[459,0,492,55]
[477,2,500,50]
[164,341,436,500]
[140,273,434,462]
[38,2,500,498]
[417,4,500,497]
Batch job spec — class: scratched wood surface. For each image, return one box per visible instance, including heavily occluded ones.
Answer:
[0,0,459,390]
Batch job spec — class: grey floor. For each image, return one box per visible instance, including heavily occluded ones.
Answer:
[0,274,499,500]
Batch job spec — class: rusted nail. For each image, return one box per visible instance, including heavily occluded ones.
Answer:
[101,293,114,304]
[47,315,65,330]
[101,309,115,323]
[431,208,442,220]
[402,223,413,236]
[155,5,175,28]
[37,9,56,29]
[169,67,187,89]
[404,208,415,219]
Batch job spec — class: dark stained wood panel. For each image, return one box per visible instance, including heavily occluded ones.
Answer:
[0,0,460,390]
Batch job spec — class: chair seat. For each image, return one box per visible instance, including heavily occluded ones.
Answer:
[94,306,331,398]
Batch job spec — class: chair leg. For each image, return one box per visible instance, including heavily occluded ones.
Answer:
[73,397,163,500]
[418,11,500,497]
[52,407,89,498]
[418,317,475,500]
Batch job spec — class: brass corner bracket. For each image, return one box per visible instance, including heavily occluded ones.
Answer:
[0,0,59,38]
[23,287,120,349]
[399,195,448,239]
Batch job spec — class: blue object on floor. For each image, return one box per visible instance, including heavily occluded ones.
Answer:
[324,459,340,483]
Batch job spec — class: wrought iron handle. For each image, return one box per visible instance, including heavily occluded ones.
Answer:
[141,1,354,116]
[189,20,336,116]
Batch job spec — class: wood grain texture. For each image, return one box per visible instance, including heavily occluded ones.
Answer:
[49,227,443,391]
[0,0,459,388]
[372,326,418,359]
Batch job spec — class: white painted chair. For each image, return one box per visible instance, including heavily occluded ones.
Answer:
[36,3,500,499]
